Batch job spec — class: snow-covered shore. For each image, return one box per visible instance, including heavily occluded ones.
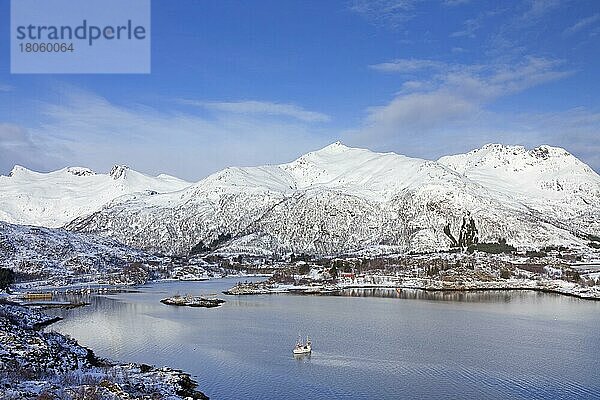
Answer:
[224,276,600,300]
[0,302,208,400]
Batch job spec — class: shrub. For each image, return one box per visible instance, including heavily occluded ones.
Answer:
[297,263,310,275]
[586,234,600,243]
[526,250,547,258]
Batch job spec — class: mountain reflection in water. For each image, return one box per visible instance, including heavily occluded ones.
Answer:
[45,278,600,400]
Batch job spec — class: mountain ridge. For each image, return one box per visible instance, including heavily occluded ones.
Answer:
[58,143,600,256]
[2,143,599,257]
[0,164,191,228]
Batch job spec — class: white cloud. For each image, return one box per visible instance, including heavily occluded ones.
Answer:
[0,123,61,174]
[369,56,571,99]
[369,59,445,73]
[521,0,562,21]
[444,57,573,100]
[181,100,331,123]
[12,91,334,181]
[443,0,470,5]
[451,8,507,39]
[451,16,481,38]
[564,13,600,35]
[0,85,12,92]
[482,1,562,59]
[343,56,585,165]
[350,0,421,28]
[400,80,428,91]
[364,91,475,133]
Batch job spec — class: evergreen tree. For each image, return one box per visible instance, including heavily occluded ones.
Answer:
[443,224,458,247]
[0,268,15,290]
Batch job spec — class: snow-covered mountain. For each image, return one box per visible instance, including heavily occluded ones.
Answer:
[54,142,600,256]
[0,165,190,228]
[438,144,600,235]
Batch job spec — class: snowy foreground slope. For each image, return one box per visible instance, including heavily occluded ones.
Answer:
[2,143,599,256]
[0,165,190,228]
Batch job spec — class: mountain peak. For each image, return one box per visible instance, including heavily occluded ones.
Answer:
[477,143,571,159]
[66,167,96,177]
[110,165,130,180]
[8,165,28,177]
[0,163,190,228]
[440,143,580,172]
[529,145,571,159]
[315,141,351,153]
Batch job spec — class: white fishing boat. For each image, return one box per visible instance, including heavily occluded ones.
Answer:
[293,336,312,355]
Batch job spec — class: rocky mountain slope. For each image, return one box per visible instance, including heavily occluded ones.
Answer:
[53,142,600,257]
[0,165,190,228]
[0,221,157,284]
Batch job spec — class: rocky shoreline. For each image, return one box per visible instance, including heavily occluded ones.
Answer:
[0,301,209,400]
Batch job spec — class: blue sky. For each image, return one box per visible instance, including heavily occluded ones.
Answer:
[1,0,599,180]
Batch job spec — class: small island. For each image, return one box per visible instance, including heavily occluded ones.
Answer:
[160,294,226,308]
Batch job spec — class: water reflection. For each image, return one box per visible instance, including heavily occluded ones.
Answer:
[293,353,311,363]
[335,287,555,303]
[45,278,600,400]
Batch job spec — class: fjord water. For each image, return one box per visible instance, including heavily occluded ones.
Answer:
[48,278,600,400]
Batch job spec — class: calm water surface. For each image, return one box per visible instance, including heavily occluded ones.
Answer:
[47,278,600,399]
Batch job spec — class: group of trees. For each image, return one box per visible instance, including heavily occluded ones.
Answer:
[290,253,312,263]
[444,216,517,255]
[426,264,440,277]
[444,216,479,249]
[587,234,600,249]
[563,269,581,283]
[468,238,516,254]
[0,267,15,291]
[499,268,512,279]
[189,233,233,255]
